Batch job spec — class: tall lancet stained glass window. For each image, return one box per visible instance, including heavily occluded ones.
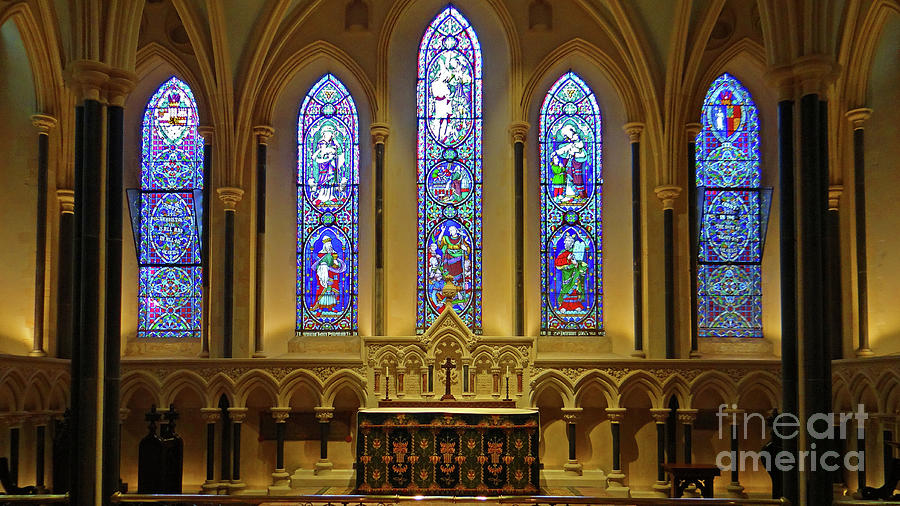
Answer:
[138,77,204,338]
[417,5,483,333]
[297,74,359,335]
[696,73,763,338]
[540,72,603,335]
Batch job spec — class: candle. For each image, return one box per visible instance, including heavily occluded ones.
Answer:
[506,365,509,379]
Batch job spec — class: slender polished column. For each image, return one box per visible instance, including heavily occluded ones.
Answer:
[227,407,247,491]
[677,409,698,464]
[371,124,389,335]
[510,122,529,336]
[561,407,583,475]
[882,415,894,488]
[253,126,274,357]
[315,407,335,474]
[624,123,645,356]
[857,416,867,490]
[199,408,220,493]
[685,122,702,357]
[55,189,75,359]
[5,414,25,486]
[605,408,628,493]
[32,413,50,492]
[218,188,244,358]
[29,114,57,357]
[68,102,84,502]
[219,405,231,488]
[198,127,214,357]
[827,185,844,360]
[655,186,682,358]
[270,407,291,492]
[726,408,746,498]
[846,108,874,357]
[650,408,670,495]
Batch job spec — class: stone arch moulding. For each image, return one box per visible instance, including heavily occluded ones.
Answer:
[691,37,768,113]
[136,42,213,125]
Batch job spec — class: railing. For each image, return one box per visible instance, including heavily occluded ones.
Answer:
[0,494,69,503]
[110,493,791,505]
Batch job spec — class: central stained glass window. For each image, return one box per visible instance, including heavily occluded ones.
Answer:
[138,76,203,338]
[696,73,763,338]
[540,72,603,335]
[297,73,359,335]
[416,5,483,333]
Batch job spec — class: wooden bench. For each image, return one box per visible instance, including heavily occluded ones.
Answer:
[662,463,721,498]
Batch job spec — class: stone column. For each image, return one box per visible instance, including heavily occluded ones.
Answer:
[218,188,244,358]
[685,122,702,358]
[253,125,274,357]
[624,123,645,357]
[846,108,874,357]
[269,407,291,493]
[605,407,628,495]
[491,367,501,398]
[117,408,129,493]
[879,414,895,489]
[827,185,844,360]
[197,127,214,357]
[4,413,26,486]
[55,189,75,359]
[226,407,247,491]
[371,124,389,336]
[561,407,583,474]
[856,414,867,490]
[725,408,746,498]
[655,185,682,359]
[510,121,529,336]
[315,407,335,474]
[677,409,698,464]
[29,114,57,357]
[650,408,670,496]
[31,413,51,492]
[396,366,406,398]
[199,408,220,493]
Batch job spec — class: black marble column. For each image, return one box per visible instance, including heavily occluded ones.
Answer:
[200,408,218,491]
[253,126,273,357]
[219,404,231,483]
[679,410,697,464]
[625,124,644,356]
[103,102,125,506]
[228,408,247,487]
[686,123,701,357]
[846,108,873,357]
[561,408,581,473]
[606,408,626,488]
[858,418,867,490]
[777,96,799,505]
[826,185,843,361]
[651,410,667,483]
[657,187,680,359]
[372,125,388,336]
[8,423,20,485]
[55,189,75,360]
[219,189,242,358]
[35,419,47,491]
[511,123,527,336]
[274,413,287,471]
[730,414,741,486]
[67,104,84,500]
[30,115,56,357]
[883,423,893,486]
[198,127,213,357]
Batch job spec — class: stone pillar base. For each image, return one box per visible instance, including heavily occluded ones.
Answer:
[200,481,219,494]
[651,481,670,497]
[228,480,246,494]
[606,470,630,497]
[726,481,746,498]
[563,460,583,475]
[315,460,334,474]
[269,469,291,493]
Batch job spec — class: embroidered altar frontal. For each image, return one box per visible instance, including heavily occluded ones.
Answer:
[356,408,540,495]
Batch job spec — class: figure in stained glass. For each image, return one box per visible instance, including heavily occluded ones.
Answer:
[540,72,603,335]
[417,5,482,332]
[297,74,359,335]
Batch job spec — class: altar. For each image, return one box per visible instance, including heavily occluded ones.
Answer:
[355,407,540,495]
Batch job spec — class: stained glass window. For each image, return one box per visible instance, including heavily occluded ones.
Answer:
[138,76,204,338]
[696,73,763,338]
[539,72,603,335]
[416,6,483,333]
[297,74,359,335]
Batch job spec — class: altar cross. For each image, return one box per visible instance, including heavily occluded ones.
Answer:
[440,357,456,401]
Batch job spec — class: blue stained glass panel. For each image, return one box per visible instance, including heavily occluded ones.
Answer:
[539,72,603,335]
[297,74,359,335]
[139,77,203,338]
[417,5,483,333]
[696,73,762,338]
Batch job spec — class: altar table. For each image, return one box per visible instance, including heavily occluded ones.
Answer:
[355,407,540,495]
[663,463,721,498]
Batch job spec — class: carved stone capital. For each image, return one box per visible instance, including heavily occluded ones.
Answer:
[270,407,291,423]
[561,407,583,423]
[253,125,275,144]
[845,108,873,130]
[655,185,682,210]
[2,412,29,428]
[31,114,58,135]
[315,406,335,423]
[370,123,390,145]
[605,407,626,422]
[198,126,214,142]
[828,185,843,211]
[676,408,698,425]
[650,408,670,424]
[57,189,75,214]
[107,68,137,107]
[792,54,840,97]
[200,407,221,423]
[217,187,244,211]
[30,412,52,426]
[227,407,248,423]
[623,122,644,143]
[685,122,702,142]
[509,121,530,144]
[66,59,110,102]
[764,64,796,102]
